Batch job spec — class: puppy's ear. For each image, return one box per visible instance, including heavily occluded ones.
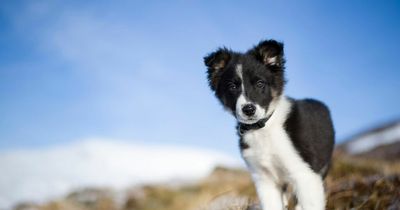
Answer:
[204,48,231,91]
[249,40,285,68]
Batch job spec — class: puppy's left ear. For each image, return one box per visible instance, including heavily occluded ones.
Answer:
[249,39,285,68]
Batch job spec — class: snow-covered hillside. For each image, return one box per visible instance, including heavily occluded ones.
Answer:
[342,120,400,155]
[0,139,240,209]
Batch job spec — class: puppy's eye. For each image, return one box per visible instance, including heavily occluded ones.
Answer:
[256,80,266,88]
[227,82,237,91]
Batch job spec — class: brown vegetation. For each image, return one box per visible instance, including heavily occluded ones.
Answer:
[14,153,400,210]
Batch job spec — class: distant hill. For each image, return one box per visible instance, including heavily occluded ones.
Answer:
[338,119,400,160]
[0,139,240,209]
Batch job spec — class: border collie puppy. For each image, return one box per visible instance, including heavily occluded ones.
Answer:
[204,40,334,210]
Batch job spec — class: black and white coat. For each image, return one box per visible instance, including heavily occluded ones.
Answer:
[204,40,334,210]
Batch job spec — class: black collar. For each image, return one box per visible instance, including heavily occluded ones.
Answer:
[238,112,274,136]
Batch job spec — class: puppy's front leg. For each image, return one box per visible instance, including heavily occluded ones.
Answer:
[292,171,325,210]
[252,173,283,210]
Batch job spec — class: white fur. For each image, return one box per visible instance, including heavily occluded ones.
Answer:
[267,56,278,65]
[235,64,268,124]
[236,64,243,81]
[241,97,325,210]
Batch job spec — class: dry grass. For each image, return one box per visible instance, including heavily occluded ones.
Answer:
[124,167,256,210]
[325,154,400,210]
[13,154,400,210]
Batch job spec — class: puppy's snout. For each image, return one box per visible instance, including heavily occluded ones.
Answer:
[242,104,256,116]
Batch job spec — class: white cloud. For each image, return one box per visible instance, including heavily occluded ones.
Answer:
[0,138,241,209]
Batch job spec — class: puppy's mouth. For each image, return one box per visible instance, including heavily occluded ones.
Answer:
[236,115,262,124]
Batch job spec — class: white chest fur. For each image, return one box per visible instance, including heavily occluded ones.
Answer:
[241,97,297,183]
[241,122,291,183]
[240,97,325,210]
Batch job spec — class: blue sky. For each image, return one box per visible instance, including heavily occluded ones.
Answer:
[0,0,399,155]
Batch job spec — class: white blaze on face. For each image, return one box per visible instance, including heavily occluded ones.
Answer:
[235,64,267,124]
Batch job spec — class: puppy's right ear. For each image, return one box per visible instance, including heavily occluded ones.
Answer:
[204,48,231,91]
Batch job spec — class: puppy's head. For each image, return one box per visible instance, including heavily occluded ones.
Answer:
[204,40,285,124]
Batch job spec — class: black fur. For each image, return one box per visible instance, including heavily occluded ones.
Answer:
[204,39,335,177]
[284,98,335,177]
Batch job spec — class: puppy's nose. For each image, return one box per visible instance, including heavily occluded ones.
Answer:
[242,104,256,116]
